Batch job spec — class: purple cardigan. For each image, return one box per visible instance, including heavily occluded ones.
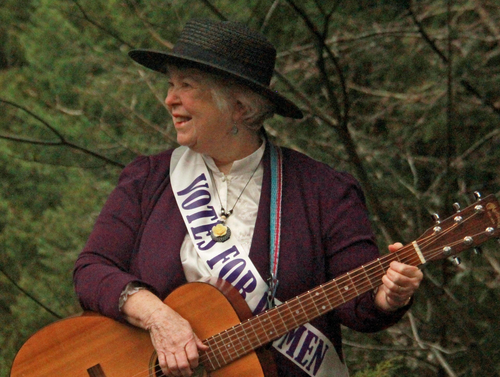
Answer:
[74,144,408,376]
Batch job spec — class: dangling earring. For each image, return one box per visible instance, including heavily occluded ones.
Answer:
[231,124,239,135]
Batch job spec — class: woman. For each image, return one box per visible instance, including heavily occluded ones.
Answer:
[74,19,423,377]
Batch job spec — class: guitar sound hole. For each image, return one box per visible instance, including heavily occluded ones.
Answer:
[153,358,206,377]
[154,360,162,377]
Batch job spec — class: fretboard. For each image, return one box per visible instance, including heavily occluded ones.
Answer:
[199,245,421,372]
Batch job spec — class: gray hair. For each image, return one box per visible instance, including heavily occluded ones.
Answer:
[207,75,276,131]
[167,64,275,131]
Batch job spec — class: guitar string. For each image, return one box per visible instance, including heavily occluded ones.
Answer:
[198,212,489,366]
[200,246,414,358]
[134,228,488,376]
[201,229,490,370]
[199,248,446,365]
[198,217,489,367]
[111,219,487,377]
[130,210,489,375]
[207,206,492,367]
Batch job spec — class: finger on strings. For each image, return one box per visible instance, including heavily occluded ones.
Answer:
[156,351,168,373]
[195,334,209,351]
[165,353,181,377]
[174,351,193,376]
[382,273,401,293]
[388,242,404,253]
[185,338,200,369]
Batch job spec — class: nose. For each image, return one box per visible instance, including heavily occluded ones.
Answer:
[165,87,179,109]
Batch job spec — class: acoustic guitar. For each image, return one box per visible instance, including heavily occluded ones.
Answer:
[10,193,500,377]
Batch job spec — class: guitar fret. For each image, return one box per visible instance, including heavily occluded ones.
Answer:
[269,308,287,337]
[362,263,377,289]
[324,279,343,307]
[209,333,226,369]
[347,272,359,295]
[225,327,248,360]
[203,324,248,371]
[288,298,309,326]
[377,258,386,277]
[317,285,333,312]
[220,334,236,364]
[239,323,253,353]
[202,339,219,370]
[298,294,313,323]
[260,312,278,340]
[220,327,239,360]
[205,340,222,370]
[227,326,245,358]
[355,265,376,292]
[308,289,324,317]
[248,315,270,346]
[277,300,298,331]
[272,304,291,337]
[207,324,249,367]
[234,323,251,359]
[241,319,261,351]
[336,275,354,302]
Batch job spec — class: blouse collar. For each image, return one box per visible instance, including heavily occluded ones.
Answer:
[202,141,266,176]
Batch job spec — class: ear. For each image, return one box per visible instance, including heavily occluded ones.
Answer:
[231,99,248,124]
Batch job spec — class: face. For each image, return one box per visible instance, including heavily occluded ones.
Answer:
[165,67,236,156]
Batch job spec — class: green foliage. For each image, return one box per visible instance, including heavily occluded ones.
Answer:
[353,357,403,377]
[1,0,499,376]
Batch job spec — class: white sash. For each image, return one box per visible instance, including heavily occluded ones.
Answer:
[170,147,269,313]
[271,299,349,377]
[170,146,348,377]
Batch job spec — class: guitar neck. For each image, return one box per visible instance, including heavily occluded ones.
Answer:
[201,193,500,371]
[200,245,420,371]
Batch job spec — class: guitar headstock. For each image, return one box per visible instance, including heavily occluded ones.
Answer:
[416,193,500,264]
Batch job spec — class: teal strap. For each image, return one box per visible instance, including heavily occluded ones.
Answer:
[268,143,283,308]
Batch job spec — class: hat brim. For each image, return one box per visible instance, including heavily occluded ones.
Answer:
[129,49,303,119]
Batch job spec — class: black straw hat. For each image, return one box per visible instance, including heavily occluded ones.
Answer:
[128,19,303,119]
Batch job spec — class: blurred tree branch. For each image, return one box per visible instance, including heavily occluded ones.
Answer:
[70,0,134,48]
[0,98,125,168]
[407,1,500,118]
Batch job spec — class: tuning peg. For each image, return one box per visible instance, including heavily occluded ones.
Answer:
[431,213,441,223]
[452,203,463,223]
[431,213,442,233]
[474,191,482,201]
[473,247,482,255]
[453,256,462,265]
[463,236,473,246]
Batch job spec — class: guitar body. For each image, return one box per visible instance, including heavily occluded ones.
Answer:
[165,278,271,377]
[10,314,154,376]
[10,278,270,377]
[11,193,499,377]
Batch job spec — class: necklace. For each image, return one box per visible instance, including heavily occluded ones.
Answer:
[208,161,261,242]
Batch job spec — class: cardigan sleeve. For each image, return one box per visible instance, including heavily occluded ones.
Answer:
[73,155,157,321]
[321,171,409,332]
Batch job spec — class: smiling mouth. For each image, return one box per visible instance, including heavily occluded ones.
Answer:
[173,116,191,128]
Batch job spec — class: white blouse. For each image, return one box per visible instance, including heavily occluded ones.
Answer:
[180,142,265,282]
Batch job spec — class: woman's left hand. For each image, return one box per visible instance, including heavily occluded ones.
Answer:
[374,242,424,311]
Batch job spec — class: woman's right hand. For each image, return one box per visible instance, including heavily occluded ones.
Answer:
[122,290,208,376]
[146,304,208,376]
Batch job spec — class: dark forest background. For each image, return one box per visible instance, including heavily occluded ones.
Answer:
[1,1,499,376]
